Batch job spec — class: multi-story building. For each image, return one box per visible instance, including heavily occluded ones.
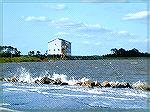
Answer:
[48,38,71,58]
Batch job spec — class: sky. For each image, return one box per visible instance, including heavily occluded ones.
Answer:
[2,0,150,56]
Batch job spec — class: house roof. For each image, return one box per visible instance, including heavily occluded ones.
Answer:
[48,38,71,44]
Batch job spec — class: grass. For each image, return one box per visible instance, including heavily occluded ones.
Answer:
[0,56,149,63]
[0,56,48,63]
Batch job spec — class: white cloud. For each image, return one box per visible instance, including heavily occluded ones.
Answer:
[50,17,84,29]
[59,17,70,22]
[23,16,51,22]
[122,11,149,20]
[78,24,111,33]
[129,38,148,43]
[109,30,135,37]
[55,32,69,36]
[48,4,67,11]
[83,41,90,44]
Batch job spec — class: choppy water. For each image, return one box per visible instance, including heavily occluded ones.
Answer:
[1,59,150,111]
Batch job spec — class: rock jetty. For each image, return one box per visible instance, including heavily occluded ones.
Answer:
[1,76,150,91]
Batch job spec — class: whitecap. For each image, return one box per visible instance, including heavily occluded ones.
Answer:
[0,107,20,112]
[6,88,27,92]
[0,103,10,106]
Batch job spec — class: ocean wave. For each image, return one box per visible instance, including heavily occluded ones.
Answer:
[0,107,21,112]
[2,67,150,91]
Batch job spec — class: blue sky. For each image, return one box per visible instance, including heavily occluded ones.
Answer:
[3,1,149,56]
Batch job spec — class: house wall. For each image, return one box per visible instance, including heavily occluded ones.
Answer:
[48,39,62,55]
[61,41,71,56]
[48,38,71,56]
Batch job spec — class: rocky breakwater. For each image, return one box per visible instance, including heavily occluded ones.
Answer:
[75,80,132,89]
[34,77,68,85]
[1,75,150,91]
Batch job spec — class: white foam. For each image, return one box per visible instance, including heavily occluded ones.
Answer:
[0,103,10,106]
[51,93,92,98]
[124,91,147,98]
[104,96,135,101]
[0,107,20,112]
[3,83,14,86]
[6,88,27,92]
[42,92,49,95]
[52,72,68,82]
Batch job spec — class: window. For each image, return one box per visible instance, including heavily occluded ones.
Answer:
[49,49,51,51]
[58,49,60,51]
[54,49,55,51]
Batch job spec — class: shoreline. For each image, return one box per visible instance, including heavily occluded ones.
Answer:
[0,56,149,63]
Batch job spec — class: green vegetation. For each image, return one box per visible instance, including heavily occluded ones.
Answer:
[103,48,150,57]
[0,46,150,63]
[0,56,48,63]
[0,46,48,63]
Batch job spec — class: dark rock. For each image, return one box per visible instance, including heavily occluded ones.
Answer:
[101,81,111,87]
[75,82,82,86]
[81,80,95,88]
[34,79,41,84]
[111,82,132,88]
[0,77,3,81]
[145,85,150,91]
[40,77,55,84]
[111,82,118,88]
[7,76,17,82]
[53,79,62,85]
[60,82,68,85]
[94,81,102,87]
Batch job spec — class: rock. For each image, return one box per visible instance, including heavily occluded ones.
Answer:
[53,78,62,85]
[81,80,95,88]
[111,82,132,88]
[0,77,3,81]
[145,85,150,91]
[40,77,55,84]
[94,81,102,87]
[34,79,41,84]
[132,82,150,91]
[111,82,118,88]
[101,81,111,87]
[8,76,17,82]
[75,82,82,86]
[119,82,132,88]
[60,82,68,85]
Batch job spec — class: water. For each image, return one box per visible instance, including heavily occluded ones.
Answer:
[1,59,150,112]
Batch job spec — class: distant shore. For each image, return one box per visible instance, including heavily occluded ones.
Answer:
[0,56,48,63]
[0,56,149,63]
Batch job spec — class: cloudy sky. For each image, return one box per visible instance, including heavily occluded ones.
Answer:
[3,0,149,55]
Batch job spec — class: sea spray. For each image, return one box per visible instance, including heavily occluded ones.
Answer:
[3,67,150,91]
[16,67,34,83]
[132,81,150,91]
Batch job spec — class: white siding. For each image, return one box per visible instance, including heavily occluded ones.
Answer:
[48,39,62,55]
[48,38,71,56]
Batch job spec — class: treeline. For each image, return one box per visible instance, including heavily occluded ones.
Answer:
[0,46,47,58]
[0,46,21,57]
[0,46,48,62]
[103,48,150,57]
[0,46,150,63]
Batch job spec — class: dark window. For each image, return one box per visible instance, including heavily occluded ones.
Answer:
[54,49,55,51]
[58,49,60,51]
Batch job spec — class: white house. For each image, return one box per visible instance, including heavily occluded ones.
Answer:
[48,38,71,57]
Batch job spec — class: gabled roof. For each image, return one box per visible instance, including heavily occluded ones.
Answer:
[48,38,71,43]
